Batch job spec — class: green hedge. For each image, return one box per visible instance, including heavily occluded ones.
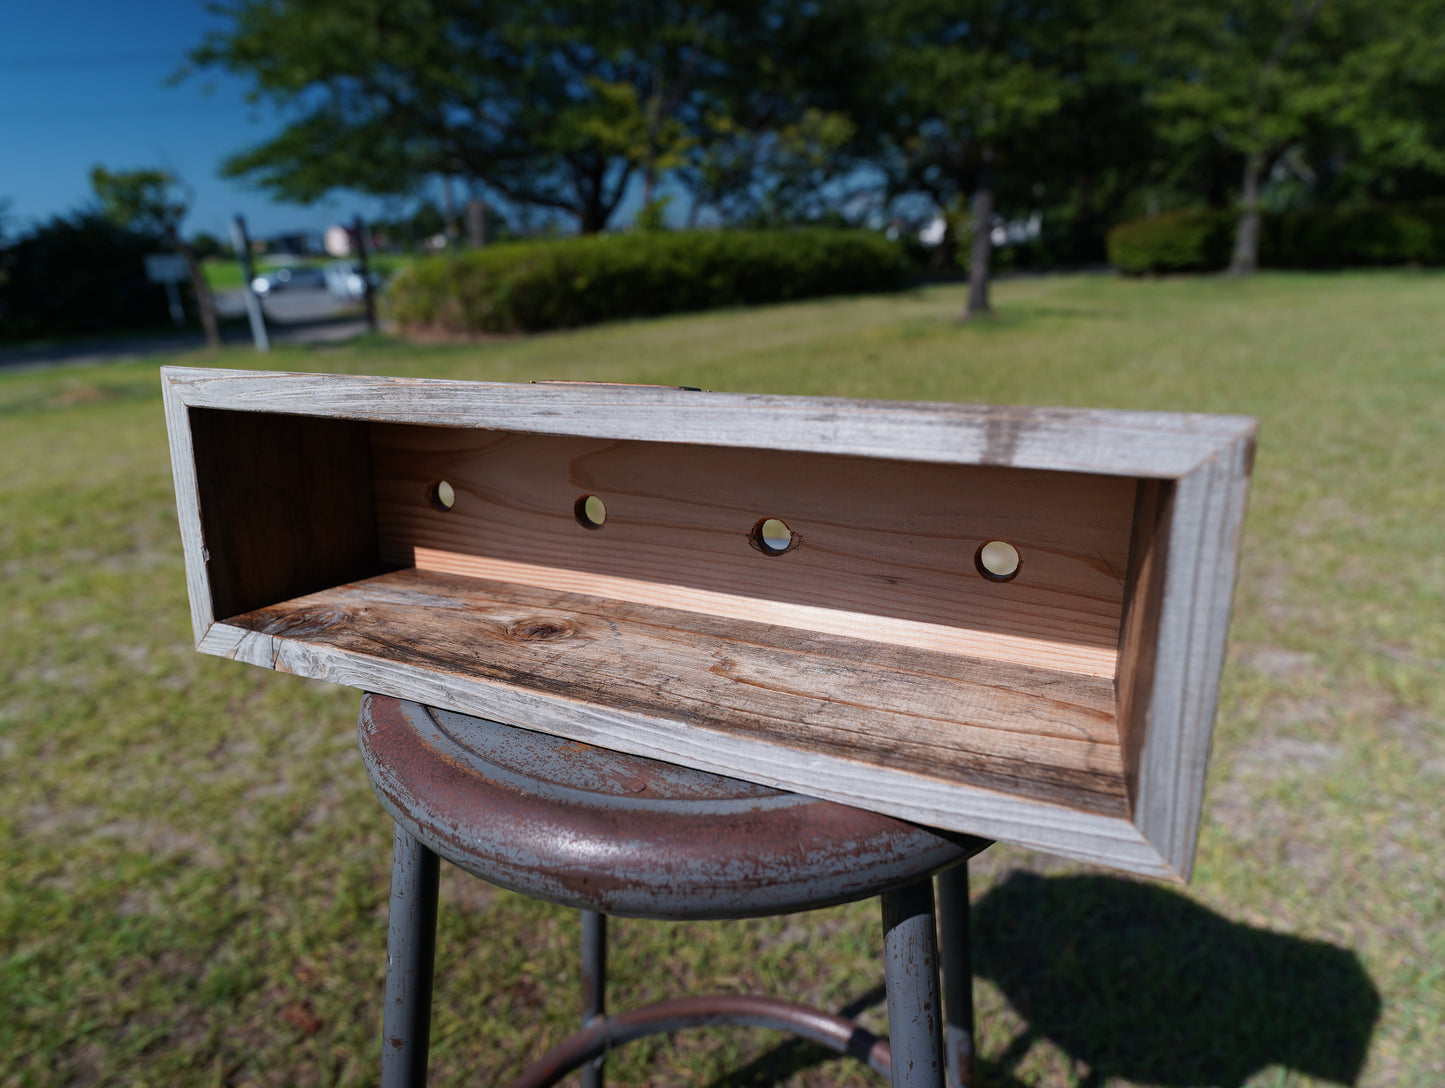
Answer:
[1265,203,1445,267]
[1107,202,1445,275]
[385,228,910,334]
[1105,210,1235,275]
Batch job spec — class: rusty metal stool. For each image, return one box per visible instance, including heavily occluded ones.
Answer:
[360,694,990,1088]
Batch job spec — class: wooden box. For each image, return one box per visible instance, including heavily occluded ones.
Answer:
[162,366,1256,880]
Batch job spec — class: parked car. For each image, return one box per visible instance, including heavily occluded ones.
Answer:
[324,260,385,300]
[250,265,327,295]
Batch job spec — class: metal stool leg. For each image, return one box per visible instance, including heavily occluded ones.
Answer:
[882,879,945,1088]
[581,911,607,1088]
[936,863,976,1088]
[382,823,440,1088]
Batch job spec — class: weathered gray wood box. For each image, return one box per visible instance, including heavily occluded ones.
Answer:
[163,366,1255,880]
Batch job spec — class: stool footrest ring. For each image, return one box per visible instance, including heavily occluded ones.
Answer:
[508,995,892,1088]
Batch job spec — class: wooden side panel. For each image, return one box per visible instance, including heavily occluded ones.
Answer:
[1115,478,1174,813]
[162,365,1260,479]
[1132,435,1255,879]
[190,408,383,620]
[220,567,1132,817]
[162,374,215,645]
[369,425,1137,677]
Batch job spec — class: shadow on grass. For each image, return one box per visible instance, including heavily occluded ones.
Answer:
[702,982,1033,1088]
[701,869,1377,1087]
[971,871,1381,1087]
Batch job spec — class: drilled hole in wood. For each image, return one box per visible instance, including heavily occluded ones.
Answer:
[575,494,607,529]
[428,480,455,512]
[976,539,1021,581]
[754,517,793,555]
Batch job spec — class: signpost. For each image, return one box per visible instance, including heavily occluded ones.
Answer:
[229,215,270,353]
[143,253,189,326]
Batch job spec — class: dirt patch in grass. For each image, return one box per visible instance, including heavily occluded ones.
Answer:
[1232,736,1346,777]
[1235,643,1322,679]
[87,819,226,868]
[1379,708,1445,774]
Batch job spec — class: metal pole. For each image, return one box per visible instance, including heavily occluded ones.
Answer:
[382,824,440,1088]
[581,911,607,1088]
[353,213,379,334]
[936,864,976,1088]
[882,880,946,1088]
[230,214,270,352]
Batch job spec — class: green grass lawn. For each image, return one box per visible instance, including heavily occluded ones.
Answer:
[2,272,1442,1087]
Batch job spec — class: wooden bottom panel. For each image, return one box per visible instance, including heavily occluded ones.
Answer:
[222,567,1130,818]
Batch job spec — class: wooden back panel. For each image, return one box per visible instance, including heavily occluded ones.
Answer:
[370,424,1136,677]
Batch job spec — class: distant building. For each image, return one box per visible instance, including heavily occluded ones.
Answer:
[261,231,327,259]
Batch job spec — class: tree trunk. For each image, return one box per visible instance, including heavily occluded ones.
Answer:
[1072,170,1095,264]
[465,199,486,248]
[175,234,221,349]
[642,163,656,209]
[575,156,631,234]
[440,175,459,243]
[964,147,996,320]
[579,202,607,234]
[1228,152,1265,276]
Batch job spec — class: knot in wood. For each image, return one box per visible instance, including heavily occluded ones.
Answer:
[507,618,576,641]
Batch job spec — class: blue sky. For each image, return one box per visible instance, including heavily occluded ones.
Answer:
[1,1,397,240]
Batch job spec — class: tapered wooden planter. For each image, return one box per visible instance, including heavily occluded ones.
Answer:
[163,366,1255,880]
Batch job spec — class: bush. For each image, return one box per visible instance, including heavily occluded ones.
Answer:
[0,212,171,341]
[1106,210,1235,275]
[385,228,910,335]
[1263,202,1445,268]
[1107,201,1445,275]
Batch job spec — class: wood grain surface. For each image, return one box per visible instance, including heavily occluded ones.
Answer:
[190,408,383,620]
[162,366,1256,478]
[160,367,1258,880]
[223,567,1131,817]
[370,424,1137,677]
[1131,439,1255,878]
[1116,478,1173,803]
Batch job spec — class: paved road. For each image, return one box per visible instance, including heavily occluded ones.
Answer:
[0,287,373,372]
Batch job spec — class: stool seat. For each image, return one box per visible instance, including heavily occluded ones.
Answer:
[360,694,984,919]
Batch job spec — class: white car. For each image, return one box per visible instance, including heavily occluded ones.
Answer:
[324,260,384,299]
[250,266,327,295]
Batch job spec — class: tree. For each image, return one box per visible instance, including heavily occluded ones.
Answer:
[1014,7,1162,265]
[668,0,876,227]
[1145,0,1445,275]
[191,231,229,261]
[1149,0,1332,275]
[1316,0,1445,203]
[90,167,221,347]
[680,108,861,227]
[188,0,784,234]
[0,212,171,342]
[865,0,1077,319]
